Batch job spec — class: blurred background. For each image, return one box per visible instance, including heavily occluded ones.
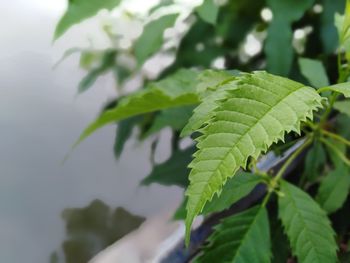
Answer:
[0,1,184,262]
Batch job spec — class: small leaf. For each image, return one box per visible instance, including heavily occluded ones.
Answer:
[114,116,141,159]
[303,141,326,182]
[134,14,178,66]
[279,180,337,263]
[76,69,200,145]
[141,147,195,187]
[143,106,195,139]
[54,0,122,40]
[196,0,219,25]
[78,49,117,93]
[202,172,260,214]
[194,206,271,263]
[334,100,350,116]
[298,58,330,88]
[316,164,350,214]
[319,82,350,97]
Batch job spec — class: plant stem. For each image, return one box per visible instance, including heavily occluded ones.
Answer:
[262,137,313,207]
[321,129,350,147]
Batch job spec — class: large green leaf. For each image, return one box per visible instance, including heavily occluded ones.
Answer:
[185,71,323,243]
[196,0,219,25]
[194,206,271,263]
[298,58,330,88]
[316,164,350,214]
[134,14,178,66]
[202,172,260,214]
[141,147,195,187]
[334,100,350,116]
[278,180,337,263]
[54,0,122,40]
[76,69,200,145]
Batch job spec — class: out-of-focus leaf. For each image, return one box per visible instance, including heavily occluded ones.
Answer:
[134,13,178,66]
[320,0,344,54]
[298,58,330,88]
[80,51,101,70]
[196,0,219,25]
[76,69,200,145]
[54,0,122,40]
[336,114,350,139]
[265,0,314,76]
[316,164,350,214]
[141,146,195,187]
[114,116,141,159]
[302,141,326,182]
[78,49,117,93]
[334,100,350,116]
[53,47,82,69]
[149,0,173,14]
[142,106,195,139]
[324,138,347,168]
[202,172,260,215]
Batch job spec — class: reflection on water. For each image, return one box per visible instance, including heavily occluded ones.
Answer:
[51,200,144,263]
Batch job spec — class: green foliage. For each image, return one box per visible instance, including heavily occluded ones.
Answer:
[79,49,117,93]
[56,1,350,261]
[298,58,330,88]
[76,69,200,145]
[141,147,195,187]
[334,100,350,116]
[143,106,195,138]
[54,0,121,40]
[134,14,179,66]
[202,172,260,214]
[302,141,326,182]
[319,82,350,97]
[185,71,323,243]
[196,0,219,25]
[194,206,270,263]
[316,164,350,214]
[278,180,337,263]
[265,0,314,76]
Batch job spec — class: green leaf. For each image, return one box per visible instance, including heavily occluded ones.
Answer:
[143,106,195,138]
[319,82,350,97]
[76,69,200,145]
[185,71,323,243]
[298,58,330,88]
[54,0,122,40]
[196,0,219,25]
[194,206,271,263]
[141,147,195,187]
[334,100,350,116]
[78,49,117,93]
[278,180,337,263]
[316,164,350,214]
[202,172,260,215]
[265,0,314,76]
[303,141,326,182]
[134,14,178,66]
[114,116,141,159]
[181,70,237,137]
[173,197,187,220]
